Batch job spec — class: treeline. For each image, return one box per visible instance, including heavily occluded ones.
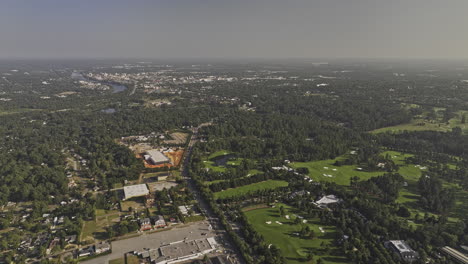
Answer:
[198,111,364,161]
[378,130,468,158]
[354,173,404,203]
[418,176,456,214]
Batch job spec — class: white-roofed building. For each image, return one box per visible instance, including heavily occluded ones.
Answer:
[123,184,150,200]
[138,237,218,264]
[384,240,419,263]
[145,150,171,165]
[315,195,342,208]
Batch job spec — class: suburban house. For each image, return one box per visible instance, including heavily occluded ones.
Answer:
[95,241,111,254]
[140,218,152,231]
[152,215,166,228]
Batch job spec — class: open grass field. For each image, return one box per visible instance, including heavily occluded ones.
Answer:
[120,199,146,212]
[371,110,468,134]
[290,151,424,186]
[245,203,349,264]
[214,180,288,199]
[81,210,121,242]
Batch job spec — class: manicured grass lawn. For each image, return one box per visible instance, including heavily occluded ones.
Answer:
[448,185,468,221]
[214,180,288,199]
[371,110,468,134]
[290,158,383,185]
[226,157,245,166]
[203,151,253,173]
[390,153,467,223]
[206,169,263,185]
[291,151,424,186]
[291,151,466,225]
[381,151,422,183]
[203,160,227,172]
[208,150,232,159]
[245,203,349,264]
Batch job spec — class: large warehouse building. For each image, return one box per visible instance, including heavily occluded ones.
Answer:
[144,150,171,165]
[138,237,218,264]
[123,184,150,200]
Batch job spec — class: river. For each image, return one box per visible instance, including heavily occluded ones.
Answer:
[71,72,128,93]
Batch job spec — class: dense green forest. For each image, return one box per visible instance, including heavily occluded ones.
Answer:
[0,60,467,263]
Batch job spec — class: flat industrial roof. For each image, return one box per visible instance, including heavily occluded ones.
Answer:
[123,184,149,200]
[146,149,170,163]
[151,238,217,263]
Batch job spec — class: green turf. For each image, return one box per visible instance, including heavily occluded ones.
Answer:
[214,180,288,199]
[205,169,263,185]
[290,159,383,185]
[245,203,349,264]
[208,150,232,160]
[371,110,468,134]
[203,160,227,172]
[291,151,424,186]
[203,151,251,173]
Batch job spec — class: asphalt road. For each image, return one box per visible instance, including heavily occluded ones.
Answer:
[180,125,244,264]
[82,123,243,264]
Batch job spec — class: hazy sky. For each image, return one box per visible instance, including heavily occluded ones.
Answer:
[1,0,468,59]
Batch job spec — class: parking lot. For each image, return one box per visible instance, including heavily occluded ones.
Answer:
[81,221,221,264]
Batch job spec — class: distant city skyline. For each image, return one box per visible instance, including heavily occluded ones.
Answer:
[1,0,468,59]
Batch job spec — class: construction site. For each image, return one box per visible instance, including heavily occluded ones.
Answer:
[119,131,190,169]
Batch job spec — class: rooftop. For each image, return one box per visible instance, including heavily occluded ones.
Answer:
[144,237,218,263]
[388,240,413,253]
[316,194,341,205]
[146,149,171,164]
[123,184,150,200]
